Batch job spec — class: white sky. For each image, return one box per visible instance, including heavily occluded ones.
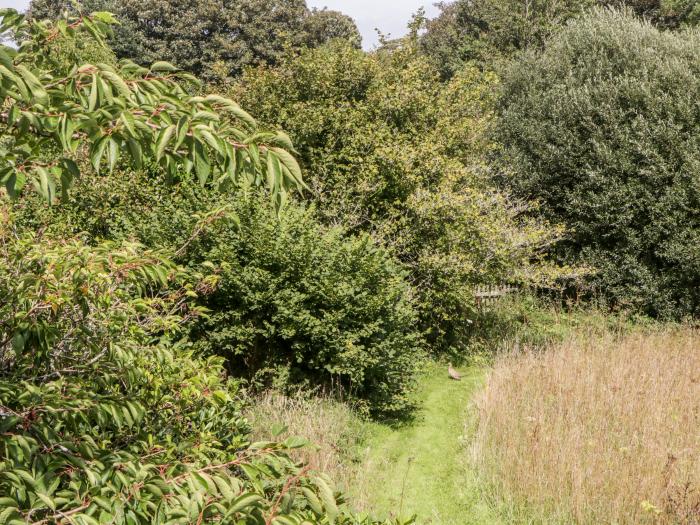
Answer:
[3,0,440,49]
[308,1,440,48]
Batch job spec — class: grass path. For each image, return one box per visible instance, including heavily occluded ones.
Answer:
[351,364,501,524]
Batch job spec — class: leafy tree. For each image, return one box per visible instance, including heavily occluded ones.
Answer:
[0,8,302,205]
[28,0,362,79]
[421,0,596,76]
[421,0,700,77]
[231,40,563,353]
[304,8,362,49]
[496,8,700,317]
[0,206,405,524]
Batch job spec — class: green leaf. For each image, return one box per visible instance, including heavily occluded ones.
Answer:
[90,135,109,173]
[0,46,13,69]
[268,131,295,151]
[271,147,305,189]
[155,124,176,161]
[227,105,257,130]
[35,494,56,511]
[61,158,80,180]
[193,142,211,185]
[198,129,223,156]
[300,488,323,515]
[0,506,21,525]
[173,116,189,151]
[211,476,234,501]
[7,103,18,126]
[3,171,25,198]
[88,74,99,111]
[225,493,262,516]
[150,61,179,72]
[33,166,56,203]
[15,65,47,104]
[143,484,163,499]
[271,423,288,437]
[272,517,297,525]
[91,11,118,24]
[266,152,280,192]
[107,137,120,173]
[282,436,308,449]
[0,416,21,434]
[315,477,338,523]
[10,332,24,356]
[126,139,143,170]
[101,70,132,100]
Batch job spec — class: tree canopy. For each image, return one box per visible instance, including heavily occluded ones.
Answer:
[0,8,303,205]
[28,0,362,79]
[496,8,700,316]
[421,0,700,77]
[232,38,565,353]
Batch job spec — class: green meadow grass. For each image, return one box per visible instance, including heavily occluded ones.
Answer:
[351,363,502,524]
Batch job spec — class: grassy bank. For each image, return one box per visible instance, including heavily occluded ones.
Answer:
[351,363,500,524]
[245,363,501,524]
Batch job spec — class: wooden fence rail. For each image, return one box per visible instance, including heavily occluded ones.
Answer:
[474,284,519,308]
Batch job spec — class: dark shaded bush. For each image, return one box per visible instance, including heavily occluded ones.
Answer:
[190,197,424,417]
[495,8,700,317]
[18,170,424,417]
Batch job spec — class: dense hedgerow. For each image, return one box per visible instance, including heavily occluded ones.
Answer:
[496,8,700,317]
[0,207,397,524]
[18,170,425,417]
[232,40,563,354]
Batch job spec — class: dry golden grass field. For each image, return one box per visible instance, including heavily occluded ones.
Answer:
[474,328,700,524]
[245,391,365,497]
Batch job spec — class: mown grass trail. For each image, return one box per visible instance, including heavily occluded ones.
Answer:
[352,364,501,524]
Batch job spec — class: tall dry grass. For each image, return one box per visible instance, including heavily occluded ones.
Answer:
[473,328,700,524]
[245,391,369,504]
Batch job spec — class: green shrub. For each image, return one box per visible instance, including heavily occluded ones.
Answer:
[232,40,562,354]
[190,196,424,417]
[16,170,425,417]
[0,207,394,524]
[496,8,700,318]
